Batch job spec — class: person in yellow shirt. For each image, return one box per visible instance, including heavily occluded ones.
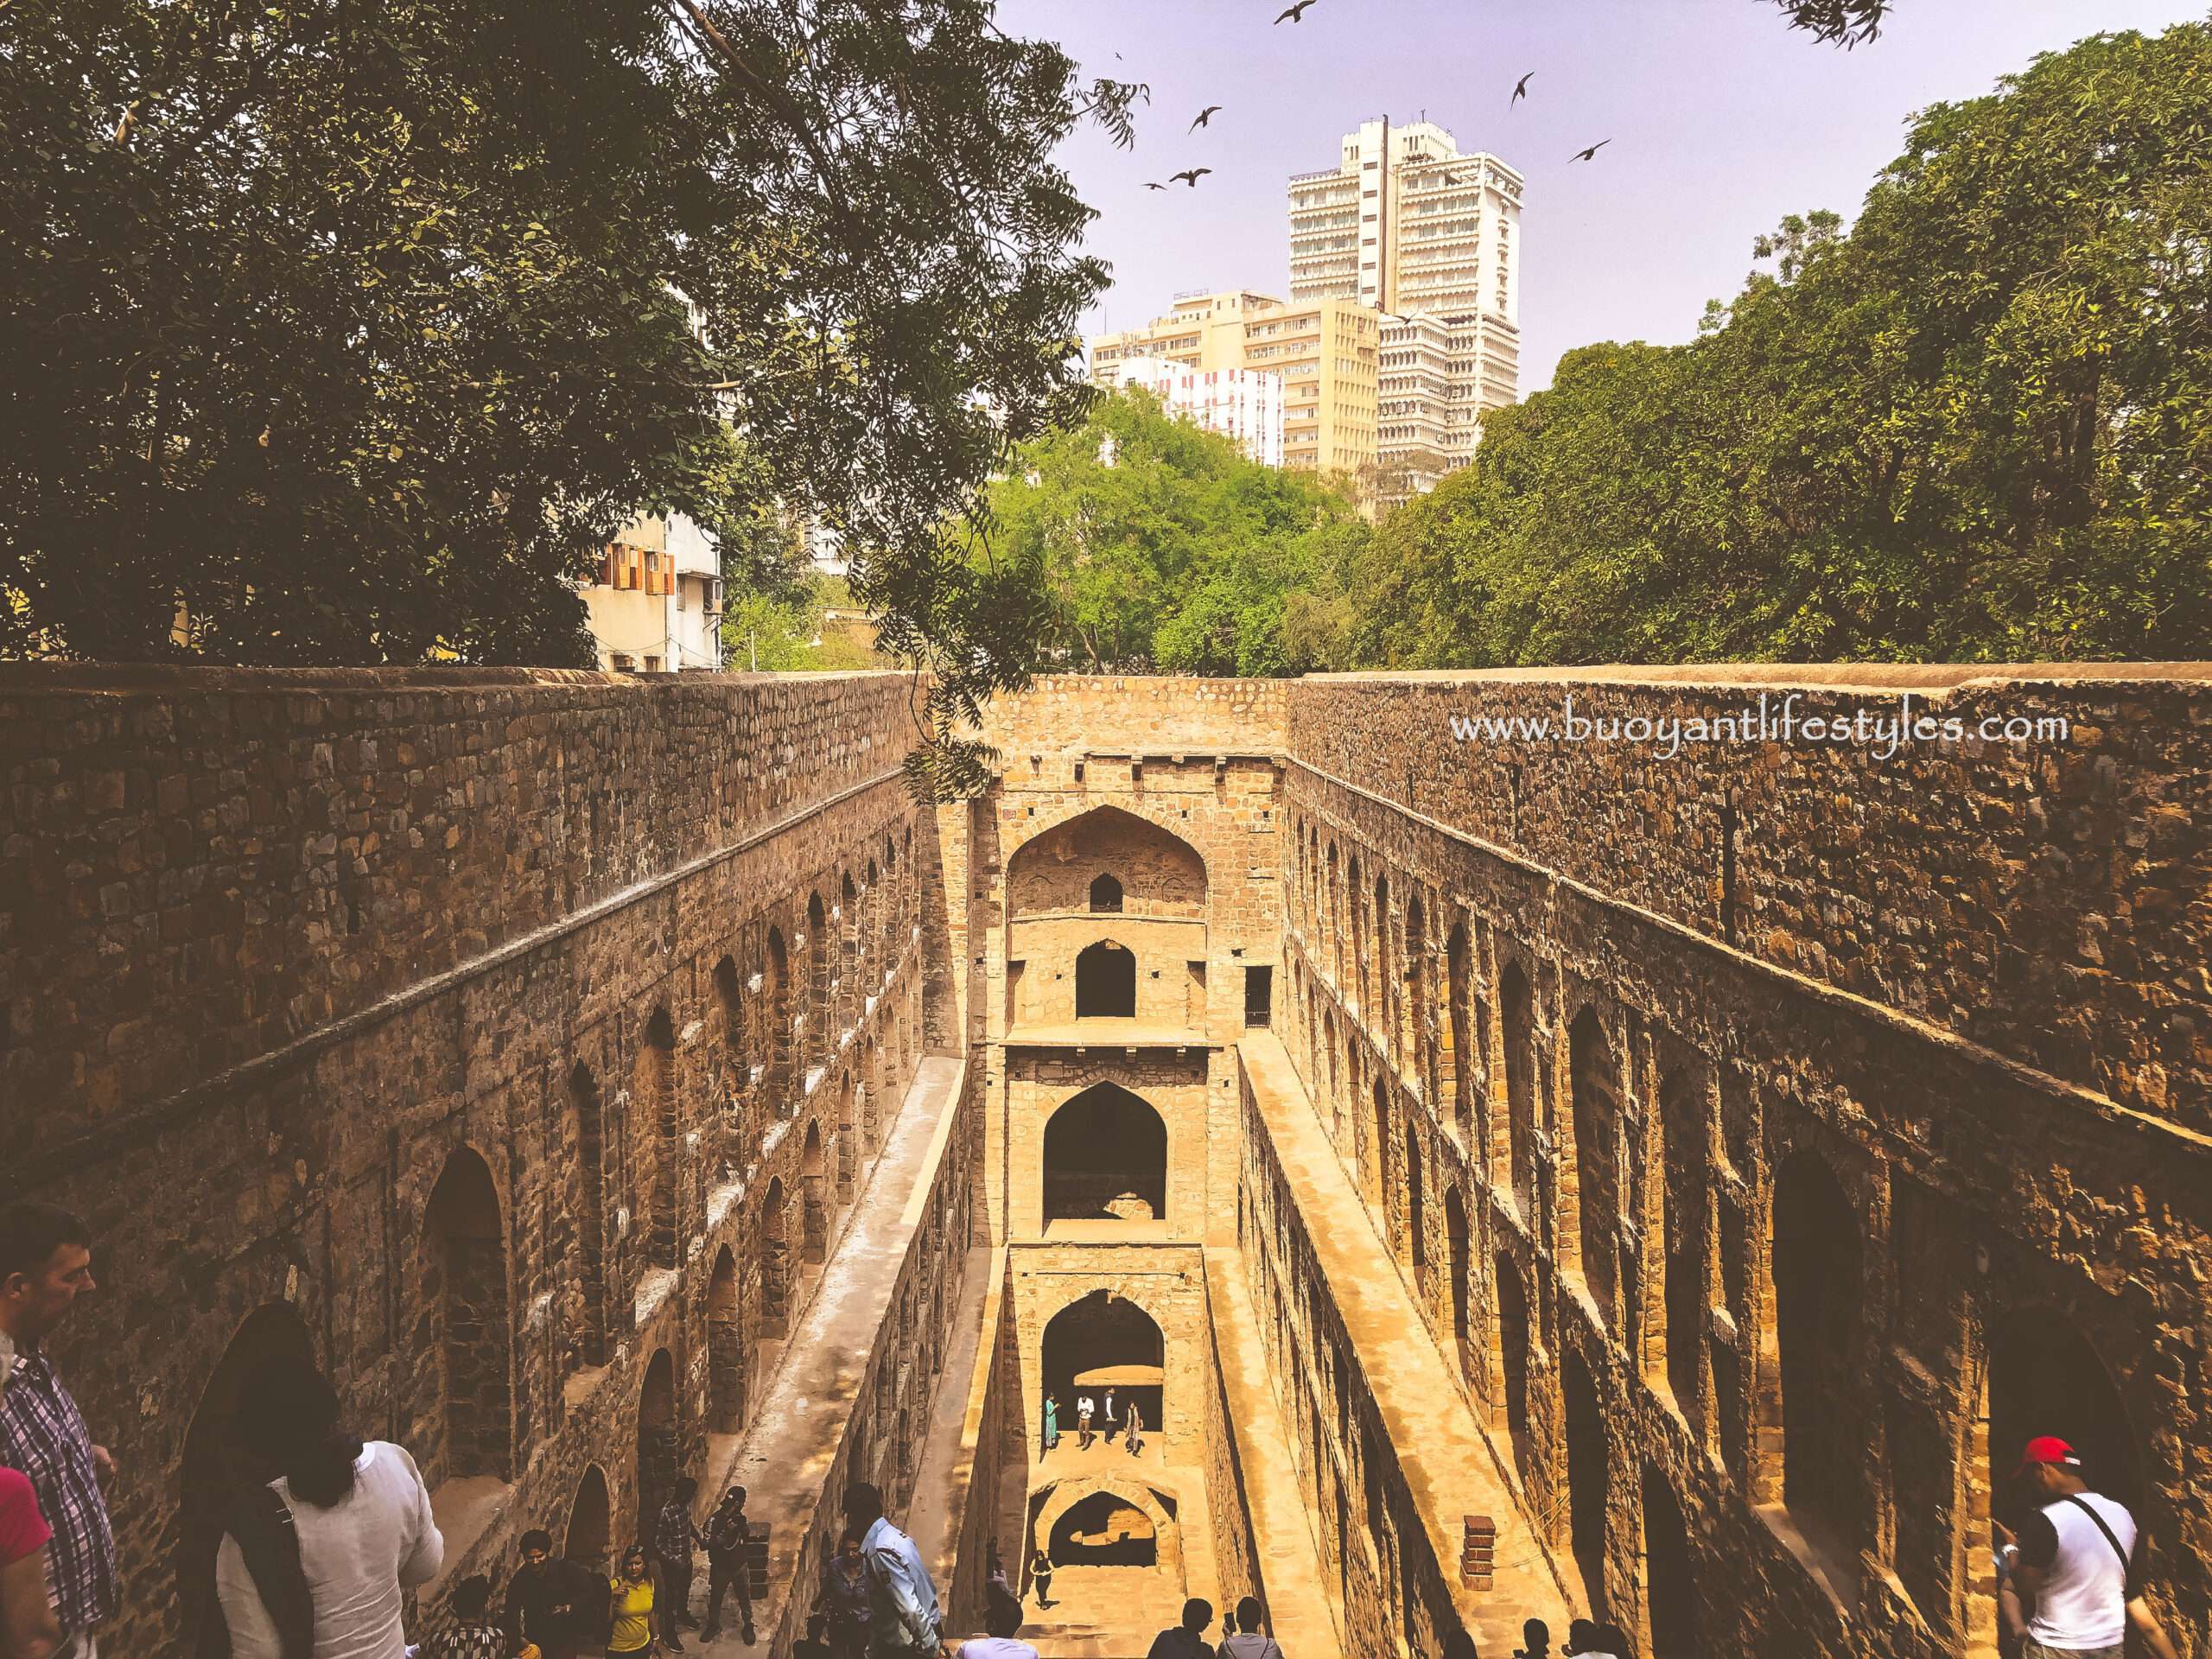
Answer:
[608,1546,658,1656]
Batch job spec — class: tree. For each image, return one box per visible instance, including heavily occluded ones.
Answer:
[982,390,1370,677]
[1772,0,1894,47]
[0,0,1141,786]
[1352,21,2212,670]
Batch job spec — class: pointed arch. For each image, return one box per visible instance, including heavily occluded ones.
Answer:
[564,1464,613,1568]
[1075,939,1137,1019]
[800,1120,829,1263]
[1045,1084,1168,1224]
[422,1147,512,1482]
[570,1059,609,1366]
[1499,959,1537,1220]
[638,1004,678,1268]
[708,1245,744,1434]
[1569,1006,1621,1328]
[1772,1148,1866,1567]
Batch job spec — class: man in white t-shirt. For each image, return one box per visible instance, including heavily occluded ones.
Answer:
[2002,1436,2177,1659]
[954,1592,1038,1659]
[1076,1395,1095,1451]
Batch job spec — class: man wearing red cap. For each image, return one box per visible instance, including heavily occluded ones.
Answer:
[1999,1435,2177,1659]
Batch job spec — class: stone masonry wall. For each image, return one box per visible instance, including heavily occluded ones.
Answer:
[0,666,938,1655]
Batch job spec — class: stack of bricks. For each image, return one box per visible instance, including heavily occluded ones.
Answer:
[1461,1513,1495,1589]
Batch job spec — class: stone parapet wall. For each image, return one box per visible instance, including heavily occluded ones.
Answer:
[979,674,1288,760]
[1286,666,2212,1128]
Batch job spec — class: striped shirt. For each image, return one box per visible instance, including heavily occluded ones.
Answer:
[0,1349,117,1632]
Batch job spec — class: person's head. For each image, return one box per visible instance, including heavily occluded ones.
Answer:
[1594,1624,1633,1658]
[986,1589,1023,1637]
[2016,1434,2088,1500]
[1032,1548,1048,1567]
[1236,1597,1263,1634]
[451,1575,493,1620]
[620,1544,650,1581]
[1442,1632,1480,1659]
[0,1201,94,1344]
[725,1484,747,1511]
[842,1480,886,1533]
[838,1529,861,1556]
[1522,1618,1551,1653]
[1181,1598,1213,1633]
[237,1352,364,1508]
[520,1529,553,1566]
[1567,1621,1599,1654]
[672,1476,697,1505]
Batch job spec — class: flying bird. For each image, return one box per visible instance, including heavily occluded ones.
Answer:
[1568,139,1612,162]
[1274,0,1318,23]
[1510,72,1535,109]
[1169,168,1213,188]
[1145,181,1167,190]
[1189,105,1224,132]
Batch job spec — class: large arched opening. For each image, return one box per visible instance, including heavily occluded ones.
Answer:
[1496,1250,1534,1479]
[801,1121,829,1262]
[765,926,791,1113]
[569,1059,608,1366]
[1405,1119,1427,1281]
[637,1005,678,1269]
[1641,1464,1700,1657]
[1042,1290,1166,1434]
[564,1464,613,1570]
[1563,1345,1610,1619]
[805,891,830,1068]
[176,1304,318,1658]
[1656,1070,1707,1421]
[1772,1148,1866,1571]
[758,1176,789,1338]
[1499,960,1537,1220]
[1044,1084,1168,1224]
[1074,939,1137,1019]
[1446,1187,1473,1387]
[1446,919,1474,1147]
[1568,1007,1620,1326]
[422,1147,512,1482]
[638,1347,677,1535]
[1050,1491,1158,1567]
[1370,1074,1392,1217]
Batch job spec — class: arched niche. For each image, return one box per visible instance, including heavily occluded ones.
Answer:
[1007,805,1208,918]
[1044,1083,1168,1224]
[1042,1289,1167,1434]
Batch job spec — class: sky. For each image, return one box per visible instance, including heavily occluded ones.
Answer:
[994,0,2209,392]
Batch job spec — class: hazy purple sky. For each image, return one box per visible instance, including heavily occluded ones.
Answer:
[995,0,2205,391]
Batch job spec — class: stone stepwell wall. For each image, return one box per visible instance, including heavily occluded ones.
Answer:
[0,665,920,1179]
[1287,667,2212,1131]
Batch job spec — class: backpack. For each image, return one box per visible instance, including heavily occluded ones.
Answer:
[225,1483,316,1659]
[578,1567,618,1648]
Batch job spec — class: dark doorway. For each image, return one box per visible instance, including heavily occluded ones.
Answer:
[564,1465,612,1569]
[638,1348,677,1534]
[1642,1464,1700,1657]
[1050,1491,1160,1567]
[1563,1347,1609,1618]
[1045,1084,1168,1224]
[1772,1150,1865,1563]
[1075,940,1137,1018]
[1042,1291,1166,1433]
[1090,874,1124,912]
[1243,964,1274,1028]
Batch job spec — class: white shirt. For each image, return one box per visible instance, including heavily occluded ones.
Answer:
[2025,1491,2137,1649]
[1222,1634,1284,1659]
[861,1515,941,1649]
[1076,1396,1094,1419]
[956,1640,1040,1659]
[216,1441,444,1659]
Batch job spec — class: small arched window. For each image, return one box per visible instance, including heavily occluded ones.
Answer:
[1089,874,1124,913]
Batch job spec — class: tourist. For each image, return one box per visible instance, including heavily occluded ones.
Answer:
[842,1481,942,1656]
[791,1612,834,1659]
[2000,1434,2178,1659]
[1561,1620,1620,1659]
[652,1477,702,1653]
[1102,1389,1117,1436]
[821,1529,872,1657]
[1041,1395,1059,1455]
[1145,1597,1214,1659]
[504,1527,610,1659]
[1027,1549,1052,1611]
[952,1592,1036,1659]
[420,1574,505,1659]
[1123,1401,1144,1458]
[1512,1619,1550,1659]
[607,1547,658,1659]
[1218,1596,1281,1659]
[0,1203,114,1659]
[0,1332,62,1659]
[1592,1624,1634,1658]
[1075,1395,1095,1451]
[700,1486,755,1645]
[213,1352,444,1659]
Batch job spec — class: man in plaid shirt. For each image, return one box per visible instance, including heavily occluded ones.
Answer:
[0,1203,115,1659]
[652,1476,702,1653]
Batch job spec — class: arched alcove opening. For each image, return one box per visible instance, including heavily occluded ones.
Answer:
[800,1121,828,1263]
[1499,961,1537,1219]
[1496,1251,1534,1479]
[1657,1071,1707,1421]
[1642,1463,1700,1657]
[1446,920,1474,1146]
[1090,873,1124,913]
[1075,940,1137,1019]
[1007,805,1208,918]
[1044,1084,1168,1224]
[638,1005,678,1268]
[1986,1308,2140,1524]
[176,1304,317,1657]
[1446,1187,1473,1387]
[1402,893,1427,1086]
[1772,1149,1866,1569]
[707,1245,744,1433]
[758,1176,790,1338]
[564,1464,613,1570]
[423,1147,512,1482]
[1563,1346,1609,1618]
[1405,1120,1427,1279]
[805,891,830,1067]
[1043,1290,1166,1433]
[570,1060,608,1366]
[1051,1491,1160,1567]
[1370,1074,1392,1217]
[1372,872,1394,1039]
[1569,1007,1620,1326]
[765,925,791,1113]
[836,1073,856,1201]
[638,1347,677,1535]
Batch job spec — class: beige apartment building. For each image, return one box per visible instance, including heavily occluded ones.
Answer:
[1089,289,1381,501]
